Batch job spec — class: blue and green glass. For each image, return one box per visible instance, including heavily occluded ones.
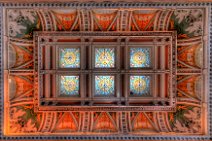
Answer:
[95,48,115,68]
[130,76,150,96]
[60,76,79,96]
[60,48,80,68]
[95,75,115,96]
[130,48,150,68]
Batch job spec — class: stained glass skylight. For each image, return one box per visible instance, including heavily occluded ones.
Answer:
[130,48,150,68]
[95,75,115,96]
[59,48,80,68]
[95,48,115,68]
[60,76,79,96]
[130,76,150,96]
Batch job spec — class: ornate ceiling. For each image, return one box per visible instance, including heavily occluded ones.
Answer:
[0,1,211,141]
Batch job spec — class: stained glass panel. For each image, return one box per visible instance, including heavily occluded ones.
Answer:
[130,76,150,96]
[95,48,115,68]
[95,76,115,96]
[60,76,79,96]
[130,48,150,68]
[59,48,80,68]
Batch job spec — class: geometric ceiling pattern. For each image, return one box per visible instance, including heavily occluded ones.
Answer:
[0,1,211,141]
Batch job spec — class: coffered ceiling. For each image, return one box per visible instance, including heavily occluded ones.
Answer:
[0,1,211,141]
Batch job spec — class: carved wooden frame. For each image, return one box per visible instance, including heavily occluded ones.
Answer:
[33,31,177,112]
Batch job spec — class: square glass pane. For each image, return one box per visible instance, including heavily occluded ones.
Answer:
[95,48,115,68]
[130,76,150,96]
[59,48,80,68]
[60,76,79,96]
[95,75,115,96]
[130,48,150,68]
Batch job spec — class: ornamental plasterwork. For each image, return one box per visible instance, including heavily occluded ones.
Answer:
[1,4,210,141]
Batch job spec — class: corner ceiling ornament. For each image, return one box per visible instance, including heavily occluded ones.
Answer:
[0,2,211,141]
